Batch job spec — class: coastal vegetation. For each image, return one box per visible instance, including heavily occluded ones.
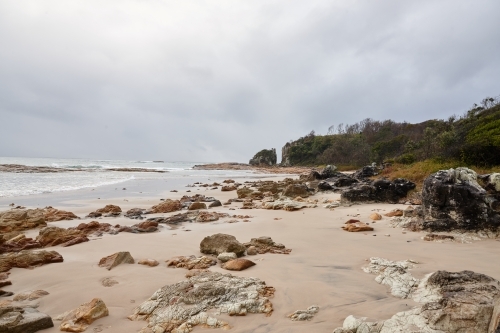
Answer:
[282,95,500,170]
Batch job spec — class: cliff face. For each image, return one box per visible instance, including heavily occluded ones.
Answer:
[249,149,277,166]
[281,143,293,166]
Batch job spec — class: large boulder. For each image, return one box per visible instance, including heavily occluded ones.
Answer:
[0,304,54,333]
[249,148,277,166]
[128,271,275,332]
[200,234,246,257]
[36,226,87,248]
[43,207,78,222]
[0,250,63,273]
[0,209,46,233]
[149,200,182,214]
[419,167,500,232]
[0,234,41,254]
[340,178,415,204]
[57,298,109,332]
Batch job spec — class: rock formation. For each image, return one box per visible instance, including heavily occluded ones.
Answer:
[287,305,319,321]
[0,250,63,273]
[200,234,246,257]
[0,304,54,332]
[57,298,109,332]
[342,220,374,232]
[36,226,88,247]
[418,167,500,232]
[283,184,310,198]
[340,178,416,204]
[128,271,275,333]
[43,207,78,222]
[249,148,277,166]
[166,255,216,270]
[0,209,46,233]
[188,202,207,210]
[333,258,500,333]
[149,200,182,214]
[98,252,134,270]
[243,237,291,254]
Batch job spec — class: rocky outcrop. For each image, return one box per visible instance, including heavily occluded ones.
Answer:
[0,304,54,333]
[166,255,216,270]
[43,207,78,222]
[353,164,378,179]
[195,211,219,222]
[200,234,246,257]
[57,298,109,332]
[128,271,275,333]
[0,250,63,273]
[0,234,41,254]
[221,185,237,191]
[340,178,416,204]
[149,200,182,214]
[36,226,88,247]
[95,205,121,214]
[306,165,339,180]
[98,252,134,270]
[117,221,158,233]
[243,237,291,254]
[333,267,500,333]
[0,209,46,233]
[222,258,256,271]
[287,305,319,321]
[249,148,277,166]
[418,167,500,232]
[146,212,196,225]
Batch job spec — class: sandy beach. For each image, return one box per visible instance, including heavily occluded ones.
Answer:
[2,171,499,333]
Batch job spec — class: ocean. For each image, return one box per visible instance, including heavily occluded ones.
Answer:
[0,157,255,198]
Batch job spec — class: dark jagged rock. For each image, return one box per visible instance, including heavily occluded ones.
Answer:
[353,164,378,179]
[249,148,277,166]
[124,208,146,219]
[340,178,415,204]
[418,167,500,232]
[0,305,54,332]
[282,184,310,198]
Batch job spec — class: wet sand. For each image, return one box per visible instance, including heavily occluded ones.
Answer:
[3,175,500,333]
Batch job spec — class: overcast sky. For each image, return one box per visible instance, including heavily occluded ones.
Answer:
[1,0,499,163]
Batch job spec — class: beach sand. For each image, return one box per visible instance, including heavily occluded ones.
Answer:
[2,175,500,333]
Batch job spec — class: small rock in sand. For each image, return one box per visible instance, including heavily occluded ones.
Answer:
[138,259,159,267]
[288,305,319,321]
[98,252,134,271]
[369,212,382,220]
[222,258,256,271]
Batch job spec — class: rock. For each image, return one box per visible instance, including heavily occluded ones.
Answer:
[317,181,333,190]
[57,298,109,332]
[249,148,277,166]
[223,179,235,184]
[236,186,261,199]
[0,234,41,254]
[147,212,197,225]
[243,236,291,254]
[128,271,275,332]
[166,255,217,270]
[188,202,207,210]
[353,165,378,179]
[200,234,246,257]
[287,305,319,321]
[334,267,500,333]
[217,252,237,263]
[369,213,382,220]
[138,259,159,267]
[0,250,63,273]
[423,233,455,241]
[95,205,121,214]
[246,246,257,255]
[118,221,158,233]
[484,172,500,192]
[320,165,337,179]
[208,200,222,208]
[43,207,78,222]
[362,257,419,299]
[283,184,309,198]
[0,304,54,333]
[241,201,255,209]
[221,185,237,192]
[75,221,114,236]
[263,199,308,211]
[124,208,145,219]
[149,200,182,214]
[98,252,134,270]
[419,167,500,232]
[0,209,46,233]
[340,178,416,204]
[222,258,256,271]
[13,290,49,302]
[36,226,87,247]
[195,211,219,222]
[342,221,374,232]
[384,209,403,217]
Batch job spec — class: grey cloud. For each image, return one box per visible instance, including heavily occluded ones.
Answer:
[1,0,499,162]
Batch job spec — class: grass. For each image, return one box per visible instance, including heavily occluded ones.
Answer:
[377,159,500,189]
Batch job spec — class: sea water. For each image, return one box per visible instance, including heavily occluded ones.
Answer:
[0,157,252,198]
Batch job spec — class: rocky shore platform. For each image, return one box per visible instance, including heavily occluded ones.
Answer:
[1,165,499,333]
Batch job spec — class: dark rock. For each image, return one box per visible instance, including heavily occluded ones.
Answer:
[0,305,54,332]
[208,200,222,208]
[341,178,415,204]
[353,165,378,179]
[283,184,309,198]
[420,168,500,232]
[124,208,145,219]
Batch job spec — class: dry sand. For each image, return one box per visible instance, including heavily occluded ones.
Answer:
[3,175,500,333]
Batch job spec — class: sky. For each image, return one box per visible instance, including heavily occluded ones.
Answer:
[1,0,499,163]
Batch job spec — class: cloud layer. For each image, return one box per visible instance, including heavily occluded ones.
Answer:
[1,0,499,162]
